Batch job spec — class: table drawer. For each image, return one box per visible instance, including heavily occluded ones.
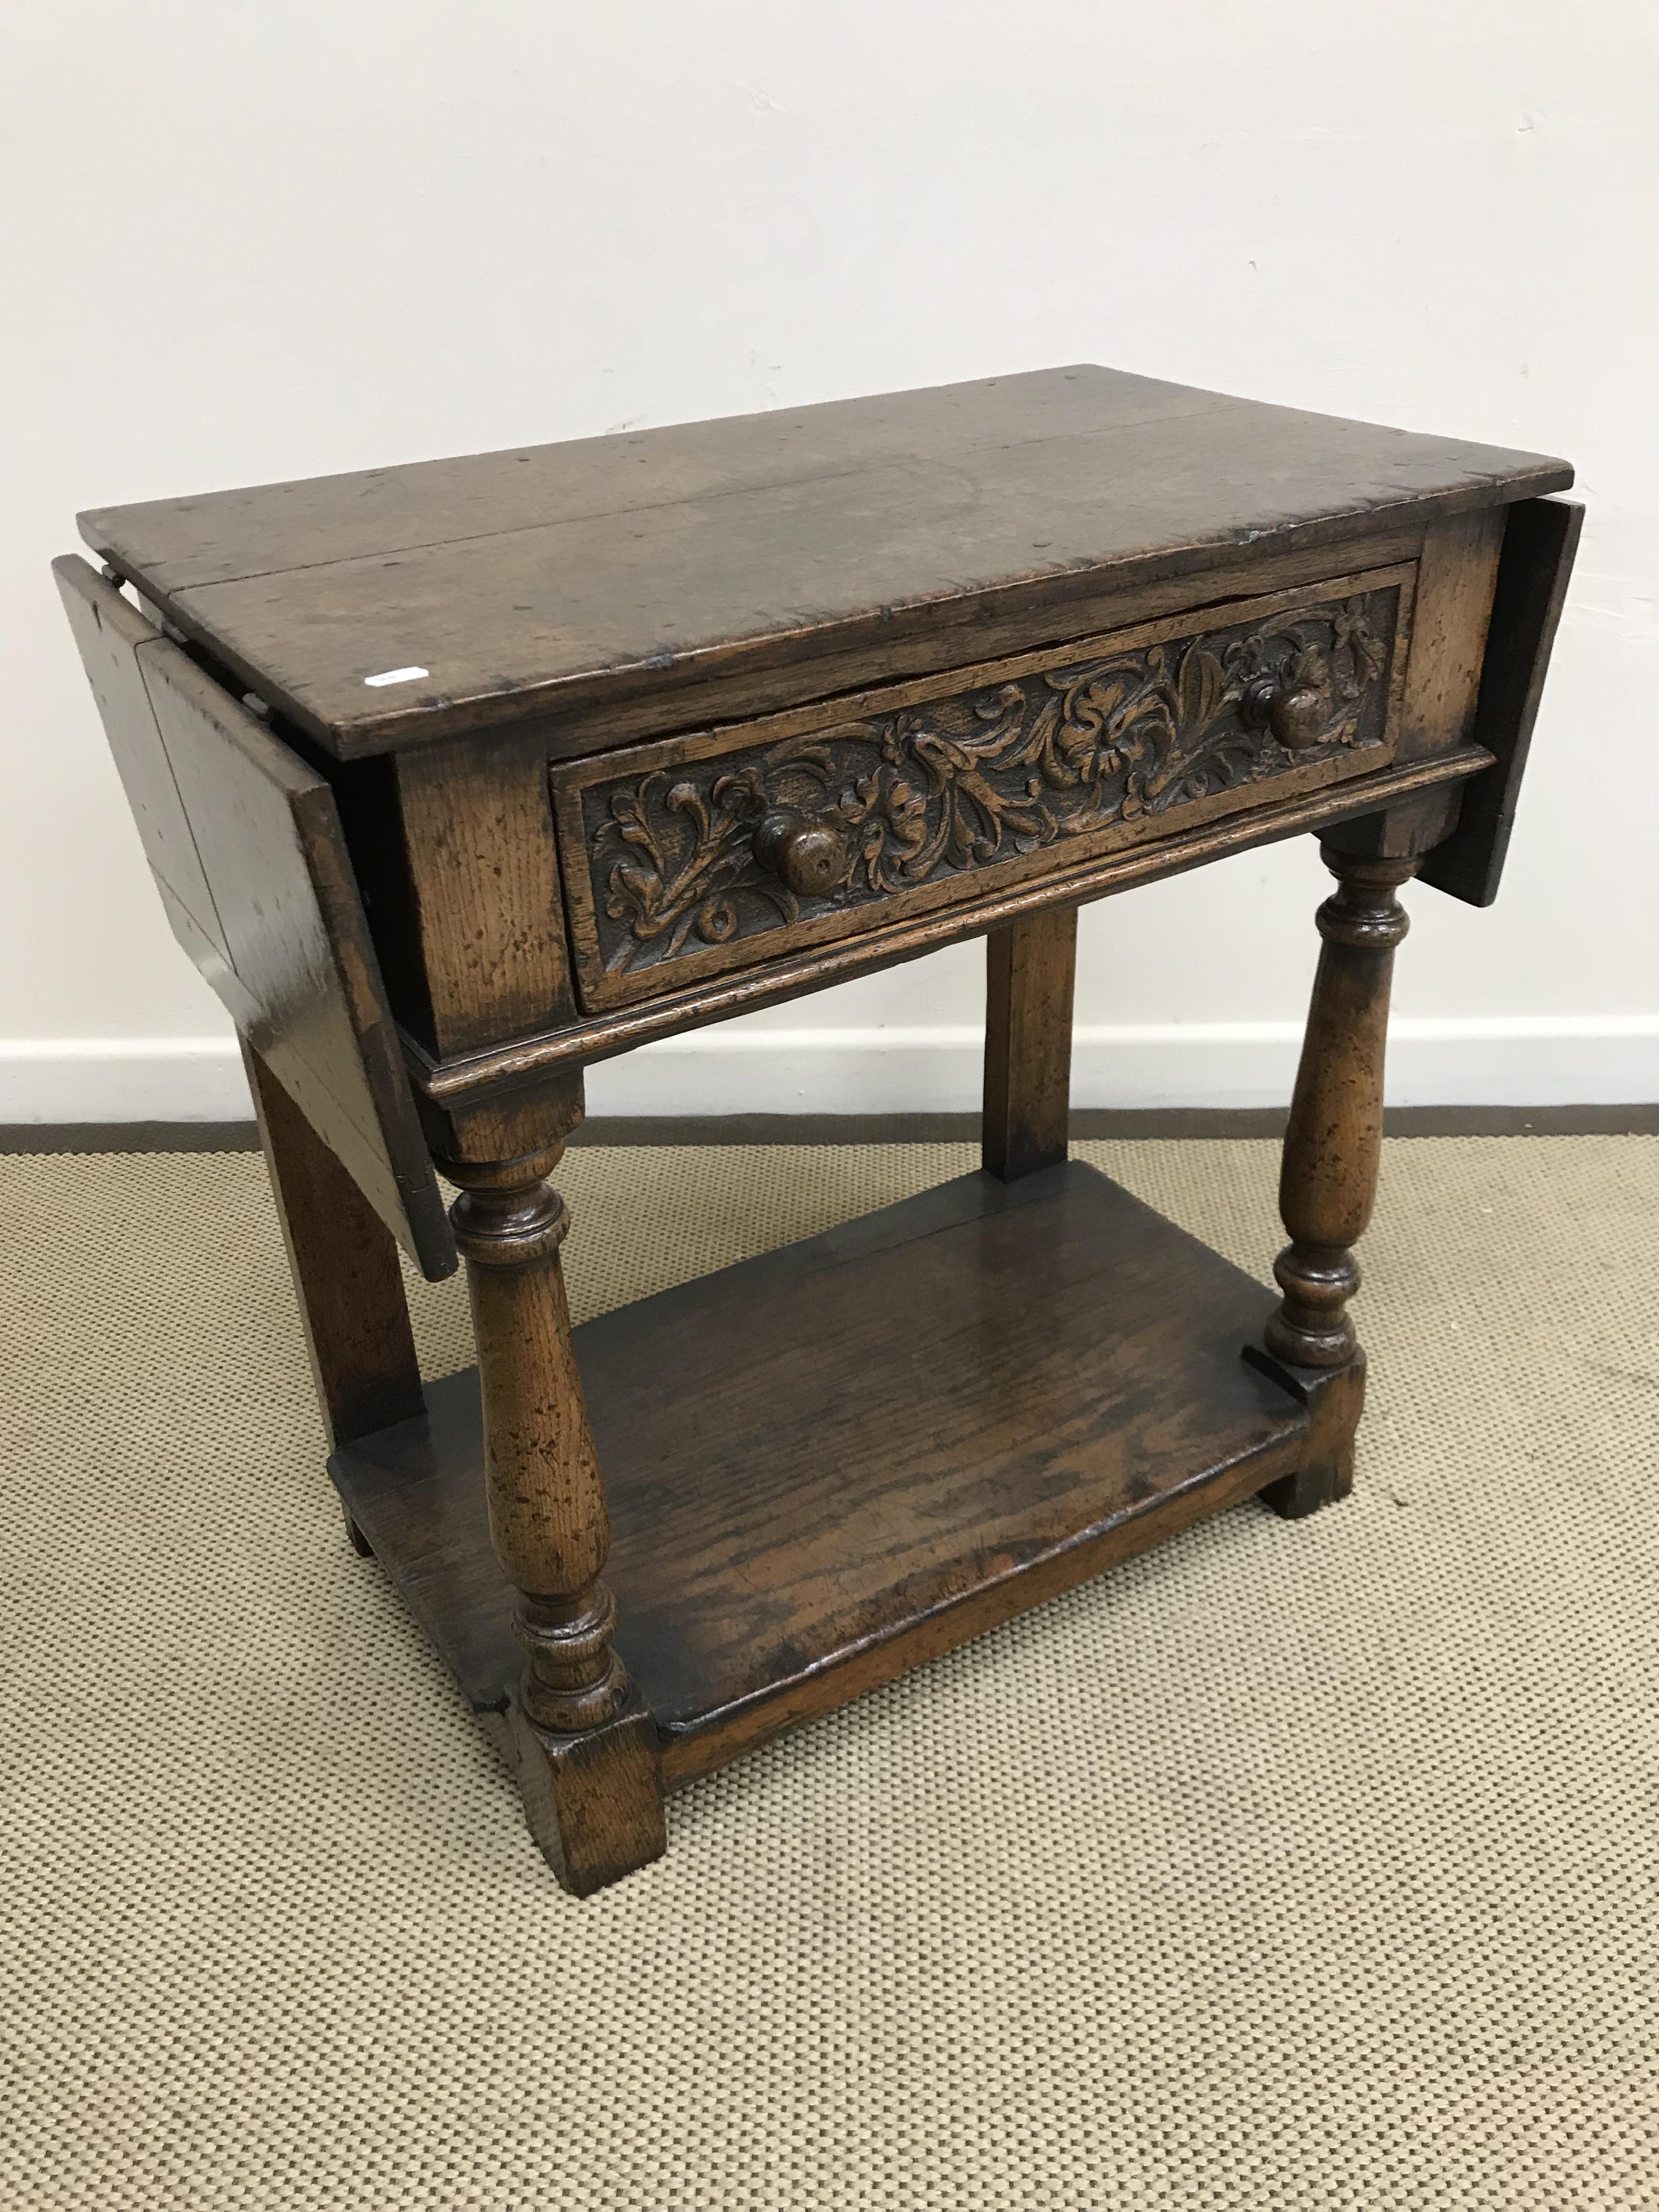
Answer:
[552,563,1415,1011]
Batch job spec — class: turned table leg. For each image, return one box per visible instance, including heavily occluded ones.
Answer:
[983,905,1078,1182]
[443,1129,664,1894]
[1250,846,1418,1519]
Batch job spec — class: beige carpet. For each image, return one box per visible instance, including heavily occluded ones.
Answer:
[2,1135,1656,2209]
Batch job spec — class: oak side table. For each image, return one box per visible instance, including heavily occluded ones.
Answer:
[59,368,1578,1894]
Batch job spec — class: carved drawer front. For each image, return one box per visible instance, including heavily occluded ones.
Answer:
[551,563,1415,1011]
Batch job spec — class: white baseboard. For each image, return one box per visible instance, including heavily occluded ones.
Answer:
[2,1017,1655,1124]
[0,1037,256,1123]
[583,1017,1659,1116]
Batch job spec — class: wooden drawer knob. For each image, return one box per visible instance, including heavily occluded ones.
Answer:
[752,808,848,899]
[1243,671,1331,752]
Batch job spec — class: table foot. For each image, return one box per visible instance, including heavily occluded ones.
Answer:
[506,1694,665,1896]
[1243,1347,1366,1520]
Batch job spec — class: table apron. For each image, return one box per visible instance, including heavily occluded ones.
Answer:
[408,741,1492,1110]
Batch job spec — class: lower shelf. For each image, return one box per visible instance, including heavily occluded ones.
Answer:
[331,1161,1312,1787]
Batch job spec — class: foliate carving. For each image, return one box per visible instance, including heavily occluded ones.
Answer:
[583,588,1397,977]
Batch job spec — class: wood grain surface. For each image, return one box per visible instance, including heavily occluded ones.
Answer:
[243,1039,425,1446]
[53,556,455,1277]
[331,1161,1313,1788]
[78,365,1571,757]
[983,908,1077,1182]
[1420,496,1583,907]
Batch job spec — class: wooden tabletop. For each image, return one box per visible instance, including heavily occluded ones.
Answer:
[81,365,1571,759]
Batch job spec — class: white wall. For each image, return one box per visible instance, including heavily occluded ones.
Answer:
[5,0,1655,1121]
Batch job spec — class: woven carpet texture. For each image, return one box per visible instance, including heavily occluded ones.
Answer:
[2,1136,1656,2208]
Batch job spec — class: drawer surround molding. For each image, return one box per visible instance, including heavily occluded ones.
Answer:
[552,565,1416,1011]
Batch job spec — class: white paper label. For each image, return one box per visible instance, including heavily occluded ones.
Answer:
[363,665,430,688]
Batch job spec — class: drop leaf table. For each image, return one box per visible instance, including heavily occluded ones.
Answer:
[58,367,1578,1893]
